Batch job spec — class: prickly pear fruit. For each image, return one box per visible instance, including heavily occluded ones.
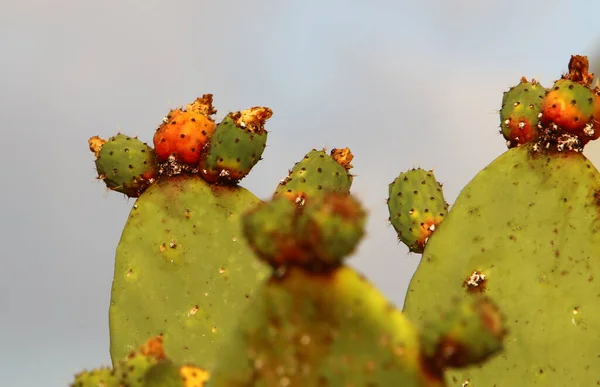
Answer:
[419,296,506,373]
[297,192,366,266]
[274,148,354,205]
[242,192,366,271]
[499,77,546,148]
[540,55,600,147]
[113,337,165,386]
[242,196,308,268]
[403,144,600,385]
[71,336,210,387]
[212,194,505,386]
[109,174,270,369]
[71,368,117,387]
[153,95,216,168]
[89,134,158,197]
[541,79,594,130]
[179,365,210,387]
[387,168,448,253]
[200,107,272,184]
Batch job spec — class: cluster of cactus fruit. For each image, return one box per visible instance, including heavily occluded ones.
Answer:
[77,54,600,386]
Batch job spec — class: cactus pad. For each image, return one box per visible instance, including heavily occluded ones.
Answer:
[403,144,600,385]
[211,265,446,386]
[388,168,448,253]
[109,172,270,369]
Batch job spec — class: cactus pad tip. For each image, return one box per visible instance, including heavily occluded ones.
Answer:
[564,55,594,86]
[186,94,217,118]
[88,135,106,158]
[330,147,354,170]
[231,106,273,134]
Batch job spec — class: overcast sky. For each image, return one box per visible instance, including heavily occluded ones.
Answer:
[3,1,600,385]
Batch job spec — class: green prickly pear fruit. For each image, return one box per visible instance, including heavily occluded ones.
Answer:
[241,196,308,268]
[145,363,210,387]
[143,362,184,387]
[71,368,117,387]
[499,76,546,148]
[419,296,506,374]
[71,336,210,387]
[200,106,272,184]
[113,336,166,386]
[89,134,158,198]
[387,168,448,254]
[403,143,600,385]
[297,192,366,267]
[274,148,354,205]
[242,192,366,271]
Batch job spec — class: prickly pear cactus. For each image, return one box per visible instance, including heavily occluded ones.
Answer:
[399,55,600,385]
[88,96,273,370]
[210,190,507,386]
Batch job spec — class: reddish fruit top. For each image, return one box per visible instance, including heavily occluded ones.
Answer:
[153,95,217,165]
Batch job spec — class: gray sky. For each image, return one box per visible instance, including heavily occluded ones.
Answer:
[3,0,600,385]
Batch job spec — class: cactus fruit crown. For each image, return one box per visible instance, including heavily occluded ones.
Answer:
[89,94,274,197]
[500,55,600,153]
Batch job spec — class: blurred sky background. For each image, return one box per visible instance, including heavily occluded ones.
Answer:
[3,0,600,385]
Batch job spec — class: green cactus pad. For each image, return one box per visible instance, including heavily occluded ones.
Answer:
[403,144,600,385]
[71,368,117,387]
[210,265,445,387]
[499,77,546,148]
[298,193,367,266]
[388,168,448,254]
[91,134,158,197]
[109,174,270,370]
[274,149,353,205]
[200,107,272,184]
